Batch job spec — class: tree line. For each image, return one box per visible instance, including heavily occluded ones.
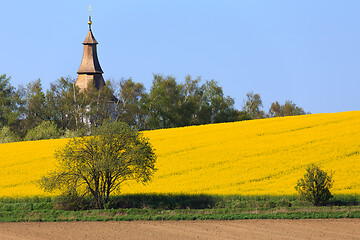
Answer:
[0,73,307,142]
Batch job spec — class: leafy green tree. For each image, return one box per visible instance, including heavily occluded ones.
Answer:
[46,77,88,132]
[295,164,334,206]
[24,79,46,131]
[178,75,203,126]
[0,74,24,130]
[84,81,116,128]
[45,77,72,127]
[114,78,149,129]
[24,121,62,141]
[0,74,15,127]
[268,100,306,117]
[200,80,237,124]
[282,100,306,116]
[38,121,157,209]
[243,91,264,119]
[268,101,282,117]
[147,75,240,128]
[147,74,183,129]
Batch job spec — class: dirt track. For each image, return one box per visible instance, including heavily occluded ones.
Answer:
[0,219,359,240]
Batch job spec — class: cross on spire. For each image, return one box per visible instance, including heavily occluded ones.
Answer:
[88,5,92,29]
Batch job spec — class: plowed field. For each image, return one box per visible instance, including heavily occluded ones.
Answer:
[0,219,359,240]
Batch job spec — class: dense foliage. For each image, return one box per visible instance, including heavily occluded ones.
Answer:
[0,126,20,143]
[0,74,24,135]
[24,121,62,141]
[295,164,334,206]
[0,73,307,142]
[38,121,157,209]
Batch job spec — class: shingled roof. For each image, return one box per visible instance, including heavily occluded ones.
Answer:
[75,15,106,91]
[77,28,103,74]
[83,29,98,45]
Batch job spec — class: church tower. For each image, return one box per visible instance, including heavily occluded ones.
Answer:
[76,9,105,91]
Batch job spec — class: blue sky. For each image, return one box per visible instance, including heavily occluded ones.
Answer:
[1,1,359,114]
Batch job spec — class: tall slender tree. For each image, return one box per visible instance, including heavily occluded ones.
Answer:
[178,75,203,126]
[84,80,115,128]
[45,77,87,131]
[0,74,23,128]
[24,79,46,131]
[114,78,149,129]
[200,80,237,124]
[243,91,264,119]
[148,74,183,129]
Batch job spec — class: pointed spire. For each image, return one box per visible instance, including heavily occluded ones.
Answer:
[83,30,98,45]
[83,5,97,45]
[76,7,105,91]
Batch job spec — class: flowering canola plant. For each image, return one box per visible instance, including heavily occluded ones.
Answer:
[0,111,359,197]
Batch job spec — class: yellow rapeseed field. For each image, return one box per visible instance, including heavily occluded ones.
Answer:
[0,111,359,197]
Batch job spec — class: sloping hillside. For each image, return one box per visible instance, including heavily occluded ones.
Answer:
[0,111,359,197]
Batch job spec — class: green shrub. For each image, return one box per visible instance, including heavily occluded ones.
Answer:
[24,121,62,141]
[61,129,84,138]
[0,126,20,143]
[295,164,333,206]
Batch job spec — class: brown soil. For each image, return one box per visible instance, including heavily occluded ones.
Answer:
[0,219,359,240]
